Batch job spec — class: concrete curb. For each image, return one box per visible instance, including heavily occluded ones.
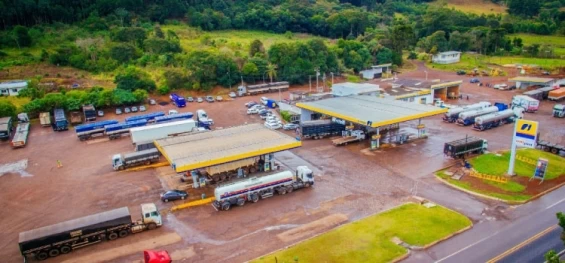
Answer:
[391,252,410,263]
[421,224,473,250]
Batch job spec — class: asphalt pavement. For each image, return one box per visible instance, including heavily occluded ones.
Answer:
[497,226,563,263]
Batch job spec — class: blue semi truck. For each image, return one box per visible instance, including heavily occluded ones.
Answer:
[170,93,186,108]
[52,108,68,131]
[76,119,147,140]
[155,112,193,123]
[124,111,165,123]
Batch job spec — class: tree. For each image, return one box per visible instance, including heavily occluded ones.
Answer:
[507,0,541,18]
[114,8,129,27]
[249,39,265,57]
[376,48,393,64]
[112,27,147,47]
[114,67,156,92]
[112,89,137,106]
[11,26,32,49]
[512,37,523,48]
[154,24,165,38]
[132,89,148,102]
[163,70,189,90]
[242,62,259,80]
[545,250,561,263]
[545,212,565,263]
[387,20,415,53]
[110,44,139,63]
[0,100,16,117]
[266,63,277,83]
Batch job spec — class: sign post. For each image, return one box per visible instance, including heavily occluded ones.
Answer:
[530,158,548,184]
[508,119,538,176]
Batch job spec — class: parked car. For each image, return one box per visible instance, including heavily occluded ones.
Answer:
[266,116,282,125]
[140,105,147,112]
[264,121,282,130]
[229,92,237,98]
[131,106,138,112]
[216,96,223,102]
[470,78,480,83]
[124,107,131,114]
[160,190,188,202]
[116,108,123,115]
[259,111,272,119]
[197,97,204,103]
[509,85,517,90]
[245,101,257,107]
[168,109,178,115]
[543,71,550,75]
[187,97,194,102]
[206,96,215,103]
[97,110,104,117]
[247,107,260,115]
[283,123,299,130]
[494,84,508,90]
[258,109,271,115]
[456,70,466,75]
[149,99,156,105]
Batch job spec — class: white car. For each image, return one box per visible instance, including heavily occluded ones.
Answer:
[247,107,259,114]
[264,121,282,130]
[168,109,178,115]
[266,116,281,123]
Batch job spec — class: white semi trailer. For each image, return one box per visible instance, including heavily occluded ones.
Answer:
[212,166,314,211]
[130,119,197,145]
[442,101,491,123]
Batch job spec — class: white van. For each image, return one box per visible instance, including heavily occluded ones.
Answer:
[261,97,269,105]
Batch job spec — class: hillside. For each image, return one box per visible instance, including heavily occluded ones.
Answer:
[433,0,507,15]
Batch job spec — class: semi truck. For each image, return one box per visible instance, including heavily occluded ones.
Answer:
[170,93,186,107]
[456,106,501,126]
[523,89,543,101]
[212,166,314,211]
[300,119,346,139]
[511,95,539,112]
[196,109,213,129]
[155,112,193,123]
[548,88,565,101]
[11,122,30,148]
[105,119,148,140]
[444,137,488,159]
[0,117,13,141]
[75,120,119,140]
[536,140,565,155]
[442,102,492,123]
[332,130,366,146]
[125,111,165,123]
[70,111,82,125]
[553,104,565,118]
[39,112,51,127]
[237,81,290,96]
[83,105,97,122]
[112,148,161,170]
[472,109,518,131]
[52,108,68,131]
[539,86,557,100]
[130,119,197,145]
[18,203,162,261]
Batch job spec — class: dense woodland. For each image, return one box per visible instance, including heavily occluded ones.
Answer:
[0,0,564,114]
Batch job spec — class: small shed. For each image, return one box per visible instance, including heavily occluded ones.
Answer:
[359,64,392,79]
[0,80,28,96]
[432,51,461,64]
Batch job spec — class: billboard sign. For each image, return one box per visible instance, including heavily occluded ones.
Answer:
[514,119,538,148]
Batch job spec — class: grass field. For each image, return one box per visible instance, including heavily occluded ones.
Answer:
[470,149,565,179]
[508,33,565,56]
[251,203,471,263]
[431,0,507,15]
[427,53,565,72]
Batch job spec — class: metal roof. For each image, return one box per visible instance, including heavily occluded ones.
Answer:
[0,80,27,89]
[296,95,447,128]
[155,123,301,172]
[509,77,554,83]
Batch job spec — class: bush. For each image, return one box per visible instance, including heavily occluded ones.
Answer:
[157,85,170,95]
[0,100,17,117]
[280,110,291,122]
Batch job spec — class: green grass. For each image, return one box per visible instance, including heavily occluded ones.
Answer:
[436,171,532,202]
[0,96,30,109]
[427,53,565,72]
[426,53,487,71]
[483,180,525,193]
[490,56,565,69]
[251,203,471,263]
[508,33,565,57]
[437,0,507,15]
[470,149,565,180]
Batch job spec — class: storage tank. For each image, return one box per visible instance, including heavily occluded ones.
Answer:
[214,170,294,201]
[474,109,515,125]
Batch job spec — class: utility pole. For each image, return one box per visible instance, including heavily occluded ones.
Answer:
[315,68,319,93]
[322,73,326,93]
[331,72,334,86]
[309,75,312,93]
[228,68,232,92]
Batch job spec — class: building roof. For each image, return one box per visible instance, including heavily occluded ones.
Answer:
[508,76,554,84]
[435,51,461,56]
[388,79,462,90]
[0,80,27,89]
[296,95,447,128]
[381,85,431,99]
[154,124,301,172]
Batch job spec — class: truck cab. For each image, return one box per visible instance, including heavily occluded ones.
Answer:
[554,104,565,118]
[196,109,213,129]
[140,203,163,227]
[112,154,125,170]
[83,105,97,122]
[237,85,247,96]
[296,166,314,185]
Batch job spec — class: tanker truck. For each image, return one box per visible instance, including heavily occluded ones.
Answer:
[112,148,161,170]
[212,166,314,211]
[456,106,500,126]
[442,102,491,123]
[472,109,521,131]
[19,203,162,261]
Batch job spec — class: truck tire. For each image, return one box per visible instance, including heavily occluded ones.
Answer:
[279,188,287,195]
[108,232,118,240]
[119,229,129,237]
[222,203,231,211]
[287,186,293,193]
[551,148,558,154]
[164,198,169,202]
[305,182,311,187]
[251,194,259,203]
[60,246,71,254]
[148,223,157,230]
[237,198,245,206]
[48,248,60,257]
[36,252,49,261]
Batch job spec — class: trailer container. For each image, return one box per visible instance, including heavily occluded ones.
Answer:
[442,102,491,123]
[212,166,314,211]
[523,89,544,100]
[511,95,540,112]
[548,88,565,101]
[135,140,157,152]
[105,119,148,140]
[125,111,165,123]
[52,108,68,131]
[237,81,289,96]
[444,137,488,158]
[180,157,260,183]
[112,148,161,170]
[473,109,516,131]
[39,112,51,127]
[265,99,278,109]
[75,120,119,133]
[0,116,13,140]
[539,86,557,100]
[332,130,365,146]
[11,123,30,148]
[300,119,346,139]
[154,112,193,123]
[130,119,197,145]
[18,204,162,261]
[83,105,97,122]
[456,106,499,126]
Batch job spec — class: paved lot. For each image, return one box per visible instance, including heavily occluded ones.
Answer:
[0,66,563,263]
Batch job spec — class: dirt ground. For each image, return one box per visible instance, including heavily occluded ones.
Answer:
[0,63,564,263]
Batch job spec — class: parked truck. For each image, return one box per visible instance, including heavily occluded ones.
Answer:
[83,105,97,122]
[300,119,346,139]
[196,109,213,129]
[130,119,197,146]
[155,112,193,123]
[237,81,290,96]
[70,111,82,125]
[472,109,519,131]
[52,108,68,131]
[75,120,119,141]
[539,86,557,100]
[212,166,314,211]
[553,104,565,118]
[536,140,565,155]
[0,117,13,141]
[112,148,161,170]
[170,93,186,107]
[332,130,366,146]
[105,119,148,140]
[523,89,544,101]
[456,106,501,126]
[548,88,565,101]
[18,203,162,261]
[444,137,488,158]
[125,111,165,123]
[39,112,51,127]
[511,95,539,112]
[11,123,30,148]
[442,102,492,123]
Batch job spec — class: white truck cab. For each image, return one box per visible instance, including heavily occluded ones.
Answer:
[140,203,163,227]
[112,154,124,170]
[296,166,314,185]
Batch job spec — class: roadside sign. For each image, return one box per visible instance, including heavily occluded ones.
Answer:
[514,119,538,148]
[531,158,548,184]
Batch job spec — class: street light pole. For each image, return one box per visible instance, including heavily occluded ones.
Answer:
[424,70,428,80]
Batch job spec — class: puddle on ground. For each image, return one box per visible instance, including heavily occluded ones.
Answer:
[0,159,32,178]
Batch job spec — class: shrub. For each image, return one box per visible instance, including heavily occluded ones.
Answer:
[157,85,170,95]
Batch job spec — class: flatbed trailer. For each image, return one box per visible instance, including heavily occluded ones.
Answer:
[536,140,565,155]
[11,123,30,148]
[332,130,365,146]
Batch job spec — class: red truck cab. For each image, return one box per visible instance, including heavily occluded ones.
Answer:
[144,250,171,263]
